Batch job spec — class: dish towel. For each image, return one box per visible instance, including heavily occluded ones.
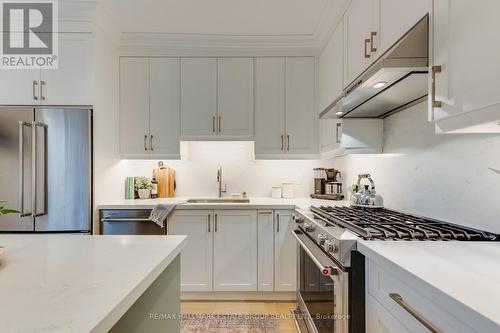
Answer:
[149,204,176,228]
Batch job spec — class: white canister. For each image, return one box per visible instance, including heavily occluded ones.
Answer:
[271,187,282,199]
[282,183,295,198]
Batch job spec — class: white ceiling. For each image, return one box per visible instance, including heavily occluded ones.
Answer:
[99,0,345,41]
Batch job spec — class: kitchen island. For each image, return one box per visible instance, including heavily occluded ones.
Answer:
[0,234,186,333]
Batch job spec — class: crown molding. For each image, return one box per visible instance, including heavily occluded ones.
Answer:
[313,0,350,51]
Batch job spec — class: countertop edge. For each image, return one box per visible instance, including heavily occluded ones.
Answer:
[91,236,188,333]
[357,242,500,331]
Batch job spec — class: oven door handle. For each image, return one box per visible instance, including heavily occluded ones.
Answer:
[292,229,343,276]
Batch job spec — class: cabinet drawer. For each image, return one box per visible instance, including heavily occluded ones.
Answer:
[367,260,478,333]
[367,294,410,333]
[100,209,164,235]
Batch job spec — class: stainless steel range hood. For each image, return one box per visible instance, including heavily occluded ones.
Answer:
[320,15,429,119]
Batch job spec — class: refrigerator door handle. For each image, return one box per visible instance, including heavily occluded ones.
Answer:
[32,122,48,217]
[18,121,32,217]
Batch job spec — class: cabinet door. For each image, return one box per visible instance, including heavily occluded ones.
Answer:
[285,57,317,155]
[254,58,286,157]
[432,0,500,129]
[217,58,254,139]
[319,119,341,153]
[41,33,93,105]
[366,295,411,333]
[274,210,297,291]
[119,57,150,157]
[149,58,180,158]
[344,0,374,86]
[168,210,213,292]
[0,69,40,105]
[213,210,257,291]
[257,210,274,291]
[319,21,344,112]
[180,58,217,139]
[373,0,430,57]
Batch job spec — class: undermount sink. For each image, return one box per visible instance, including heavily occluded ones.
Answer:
[186,198,250,204]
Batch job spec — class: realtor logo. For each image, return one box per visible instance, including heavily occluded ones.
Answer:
[1,0,58,69]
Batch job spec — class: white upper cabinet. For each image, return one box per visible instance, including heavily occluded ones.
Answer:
[168,210,213,292]
[254,57,286,157]
[120,58,150,157]
[255,57,317,159]
[372,0,431,58]
[41,33,94,105]
[217,58,254,139]
[120,57,181,158]
[343,0,374,86]
[0,33,93,106]
[431,0,500,133]
[319,21,344,112]
[285,57,317,155]
[180,58,218,139]
[213,210,258,292]
[149,58,181,157]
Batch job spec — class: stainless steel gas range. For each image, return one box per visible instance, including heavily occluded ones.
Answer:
[291,205,499,333]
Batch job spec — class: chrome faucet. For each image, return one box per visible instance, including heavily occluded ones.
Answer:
[217,166,227,198]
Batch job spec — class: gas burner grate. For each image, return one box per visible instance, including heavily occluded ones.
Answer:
[310,206,500,241]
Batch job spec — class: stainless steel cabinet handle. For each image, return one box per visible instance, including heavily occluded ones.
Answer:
[208,214,211,232]
[432,65,442,108]
[389,293,442,333]
[287,135,290,151]
[40,80,46,101]
[144,135,148,151]
[280,135,284,151]
[277,219,280,233]
[218,115,221,133]
[364,39,371,58]
[336,122,341,144]
[33,81,38,101]
[150,135,154,151]
[18,121,31,217]
[370,31,377,52]
[212,116,216,133]
[100,218,152,222]
[215,213,218,232]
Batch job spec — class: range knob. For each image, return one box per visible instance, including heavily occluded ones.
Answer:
[304,223,315,232]
[293,215,305,224]
[323,240,338,253]
[317,234,327,245]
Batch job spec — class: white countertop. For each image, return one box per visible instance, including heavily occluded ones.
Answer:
[358,241,500,331]
[97,197,350,210]
[0,234,187,333]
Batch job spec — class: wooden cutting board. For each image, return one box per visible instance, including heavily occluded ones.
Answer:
[154,167,175,198]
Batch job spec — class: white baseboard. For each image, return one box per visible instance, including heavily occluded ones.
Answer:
[181,292,296,301]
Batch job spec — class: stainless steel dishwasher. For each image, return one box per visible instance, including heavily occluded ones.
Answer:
[99,209,165,235]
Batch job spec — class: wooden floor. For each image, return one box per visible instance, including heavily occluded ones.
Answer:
[181,301,298,332]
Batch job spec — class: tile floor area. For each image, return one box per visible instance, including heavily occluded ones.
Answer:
[181,301,297,332]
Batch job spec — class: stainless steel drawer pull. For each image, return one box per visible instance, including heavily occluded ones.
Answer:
[40,80,46,101]
[212,116,216,133]
[280,135,284,151]
[208,214,211,232]
[101,218,152,222]
[214,213,218,232]
[144,135,148,151]
[218,115,221,133]
[150,135,154,151]
[389,293,442,333]
[286,135,290,151]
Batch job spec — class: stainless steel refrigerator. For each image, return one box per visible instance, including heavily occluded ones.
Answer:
[0,107,92,233]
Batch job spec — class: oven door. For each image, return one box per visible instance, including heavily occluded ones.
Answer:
[292,229,349,333]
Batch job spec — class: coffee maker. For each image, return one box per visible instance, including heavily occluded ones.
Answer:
[311,168,344,200]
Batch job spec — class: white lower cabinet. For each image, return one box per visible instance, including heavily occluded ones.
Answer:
[168,210,213,292]
[274,210,297,291]
[170,209,296,294]
[367,259,481,333]
[213,210,258,291]
[257,210,274,291]
[366,294,410,333]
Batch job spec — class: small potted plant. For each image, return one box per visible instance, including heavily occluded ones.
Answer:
[135,177,152,199]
